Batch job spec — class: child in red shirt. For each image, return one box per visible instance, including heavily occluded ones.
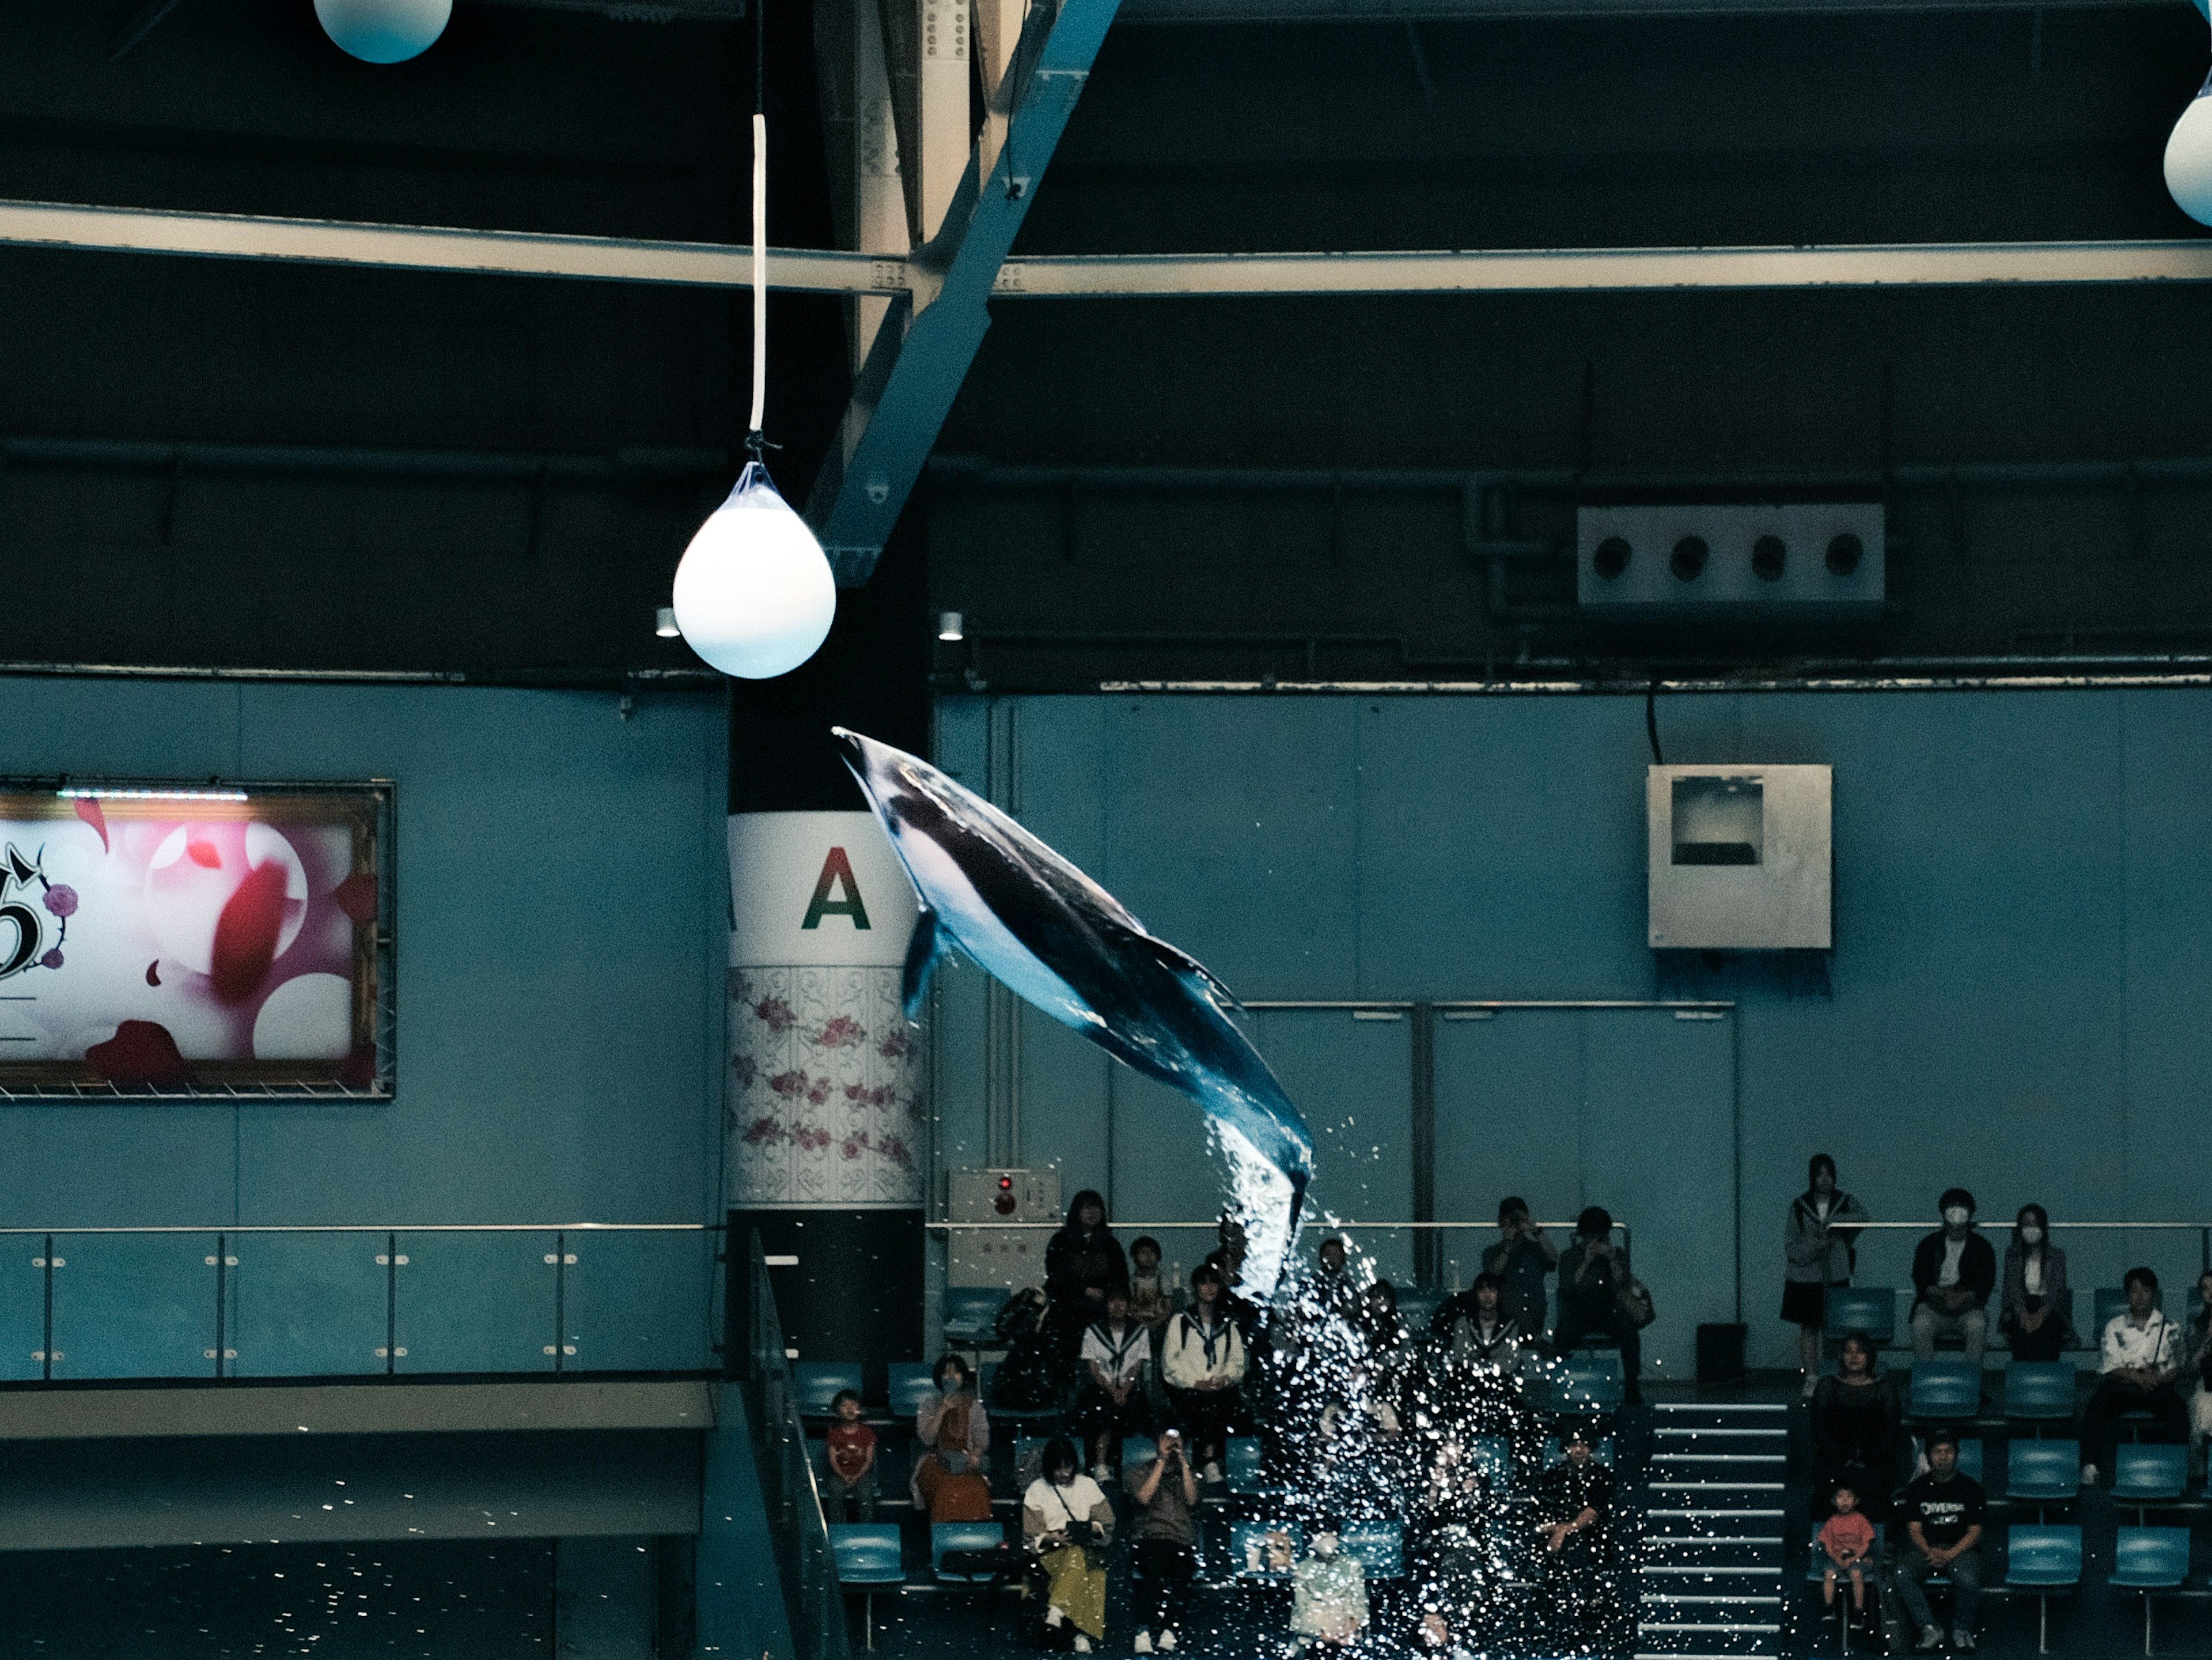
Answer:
[826,1389,878,1522]
[1819,1483,1875,1616]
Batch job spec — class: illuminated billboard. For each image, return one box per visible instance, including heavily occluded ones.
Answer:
[0,782,391,1097]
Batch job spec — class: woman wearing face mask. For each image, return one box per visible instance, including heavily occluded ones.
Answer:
[2000,1204,2072,1363]
[1783,1154,1869,1398]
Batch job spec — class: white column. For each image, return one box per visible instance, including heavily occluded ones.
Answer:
[853,0,907,374]
[916,0,969,241]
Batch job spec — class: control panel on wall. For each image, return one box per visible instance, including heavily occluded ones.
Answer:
[948,1167,1063,1289]
[1648,765,1832,950]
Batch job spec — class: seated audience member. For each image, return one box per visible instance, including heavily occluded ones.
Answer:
[1431,1272,1523,1374]
[990,1285,1073,1413]
[1022,1436,1115,1654]
[1536,1423,1615,1636]
[1818,1482,1874,1624]
[1127,1235,1176,1339]
[1044,1189,1128,1360]
[2000,1203,2072,1363]
[1206,1247,1264,1344]
[1078,1287,1153,1479]
[1910,1189,1996,1363]
[1309,1237,1361,1322]
[1784,1154,1869,1397]
[1358,1278,1409,1363]
[1289,1526,1370,1655]
[1481,1197,1558,1337]
[1412,1439,1498,1648]
[1161,1263,1247,1481]
[912,1353,994,1519]
[1554,1207,1644,1404]
[1809,1330,1903,1520]
[1127,1429,1200,1654]
[1890,1428,1986,1654]
[1315,1358,1404,1514]
[2081,1265,2187,1485]
[2187,1271,2212,1477]
[824,1388,877,1522]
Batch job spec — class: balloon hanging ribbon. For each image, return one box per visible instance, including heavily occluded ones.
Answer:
[749,112,768,453]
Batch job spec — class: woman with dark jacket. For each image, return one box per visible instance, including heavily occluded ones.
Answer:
[1783,1154,1870,1398]
[1808,1330,1903,1520]
[2000,1202,2073,1362]
[1044,1189,1128,1359]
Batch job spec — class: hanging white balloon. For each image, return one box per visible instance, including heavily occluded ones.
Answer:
[672,111,838,679]
[2168,69,2212,226]
[313,0,452,63]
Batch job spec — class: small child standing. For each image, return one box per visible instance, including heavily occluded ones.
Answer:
[1819,1484,1874,1617]
[1127,1237,1175,1341]
[826,1389,878,1522]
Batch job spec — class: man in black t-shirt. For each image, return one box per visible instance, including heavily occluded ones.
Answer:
[1889,1428,1987,1653]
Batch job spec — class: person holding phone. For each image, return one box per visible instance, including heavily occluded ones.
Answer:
[1128,1429,1200,1653]
[1480,1198,1557,1338]
[1022,1437,1115,1653]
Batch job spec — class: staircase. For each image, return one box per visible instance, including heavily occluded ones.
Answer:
[1634,1401,1789,1660]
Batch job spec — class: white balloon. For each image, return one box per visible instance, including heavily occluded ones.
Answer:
[313,0,452,63]
[672,464,837,679]
[2166,87,2212,226]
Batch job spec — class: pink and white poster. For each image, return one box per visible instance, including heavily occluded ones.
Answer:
[0,786,386,1095]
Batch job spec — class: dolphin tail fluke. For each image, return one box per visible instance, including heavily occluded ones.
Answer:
[901,905,942,1022]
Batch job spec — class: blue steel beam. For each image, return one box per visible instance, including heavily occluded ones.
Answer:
[803,0,1122,586]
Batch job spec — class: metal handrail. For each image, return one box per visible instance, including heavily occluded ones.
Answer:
[0,1222,709,1234]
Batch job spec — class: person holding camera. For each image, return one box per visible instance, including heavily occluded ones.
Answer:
[1022,1436,1116,1653]
[1128,1428,1200,1653]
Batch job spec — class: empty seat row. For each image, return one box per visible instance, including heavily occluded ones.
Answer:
[793,1360,942,1418]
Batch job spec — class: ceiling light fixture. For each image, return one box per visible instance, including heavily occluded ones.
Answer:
[313,0,451,63]
[669,0,836,682]
[655,606,681,638]
[937,611,965,642]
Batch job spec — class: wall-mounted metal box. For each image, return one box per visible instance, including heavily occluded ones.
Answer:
[1580,504,1884,612]
[948,1167,1062,1289]
[1648,765,1832,950]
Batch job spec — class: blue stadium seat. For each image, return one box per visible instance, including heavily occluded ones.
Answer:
[2004,1525,2083,1588]
[887,1362,937,1417]
[1825,1286,1898,1344]
[2112,1526,2193,1655]
[1467,1435,1514,1494]
[794,1361,865,1417]
[2111,1443,2187,1504]
[831,1524,905,1585]
[1806,1521,1885,1583]
[1541,1435,1615,1468]
[2003,1362,2077,1424]
[1229,1520,1303,1578]
[2003,1439,2081,1504]
[1555,1354,1624,1413]
[1906,1360,1982,1420]
[1342,1519,1404,1578]
[931,1521,1009,1582]
[943,1286,1006,1345]
[978,1361,1059,1423]
[1123,1433,1160,1473]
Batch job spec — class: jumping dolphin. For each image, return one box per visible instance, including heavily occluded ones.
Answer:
[832,727,1314,1292]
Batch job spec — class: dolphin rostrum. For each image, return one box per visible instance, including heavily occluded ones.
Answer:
[833,728,1313,1292]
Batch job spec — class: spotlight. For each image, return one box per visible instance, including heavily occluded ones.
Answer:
[2168,73,2212,226]
[1669,536,1709,581]
[671,464,837,679]
[313,0,451,63]
[1592,537,1631,580]
[1825,533,1863,576]
[655,606,680,639]
[937,611,965,642]
[1752,535,1787,581]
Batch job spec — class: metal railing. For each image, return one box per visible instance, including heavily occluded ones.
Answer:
[744,1228,852,1660]
[0,1222,715,1382]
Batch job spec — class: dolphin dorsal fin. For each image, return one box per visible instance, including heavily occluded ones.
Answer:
[1130,929,1243,1014]
[901,905,942,1022]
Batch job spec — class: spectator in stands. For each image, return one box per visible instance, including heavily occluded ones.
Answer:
[1045,1189,1127,1359]
[1809,1330,1903,1521]
[1554,1207,1643,1404]
[2081,1265,2187,1485]
[1412,1439,1498,1650]
[1311,1237,1361,1321]
[1784,1153,1869,1398]
[1891,1427,1986,1653]
[912,1353,994,1519]
[824,1388,877,1522]
[1127,1235,1175,1340]
[1481,1197,1557,1337]
[1162,1263,1247,1481]
[1022,1436,1115,1654]
[1359,1278,1409,1361]
[1910,1188,1995,1363]
[1289,1525,1370,1655]
[1536,1423,1615,1638]
[1817,1481,1874,1624]
[1431,1271,1523,1374]
[1206,1247,1264,1344]
[1078,1286,1153,1479]
[2186,1271,2212,1478]
[1126,1429,1200,1654]
[1999,1202,2072,1363]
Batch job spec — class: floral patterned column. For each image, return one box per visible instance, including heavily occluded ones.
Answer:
[726,812,925,1208]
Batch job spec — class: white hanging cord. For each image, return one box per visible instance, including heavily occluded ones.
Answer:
[749,111,768,443]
